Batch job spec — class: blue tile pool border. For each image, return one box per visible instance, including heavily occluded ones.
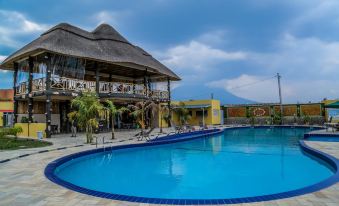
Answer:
[45,126,339,205]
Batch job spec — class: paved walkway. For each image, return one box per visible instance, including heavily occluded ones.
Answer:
[0,128,339,205]
[0,128,175,161]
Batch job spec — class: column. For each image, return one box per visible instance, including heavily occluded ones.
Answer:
[133,80,136,94]
[95,63,100,95]
[28,57,34,123]
[167,77,172,126]
[147,76,151,97]
[13,62,18,124]
[45,54,52,138]
[144,69,148,97]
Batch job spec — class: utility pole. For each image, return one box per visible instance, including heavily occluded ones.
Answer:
[211,93,214,99]
[277,73,283,124]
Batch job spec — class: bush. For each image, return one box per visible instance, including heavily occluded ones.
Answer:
[303,114,311,125]
[0,128,4,138]
[0,125,23,139]
[21,117,29,123]
[273,113,282,125]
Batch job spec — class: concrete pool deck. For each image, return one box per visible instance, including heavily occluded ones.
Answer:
[0,127,339,206]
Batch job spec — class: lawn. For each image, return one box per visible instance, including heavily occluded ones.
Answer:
[0,137,52,150]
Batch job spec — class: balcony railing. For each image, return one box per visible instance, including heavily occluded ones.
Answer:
[16,82,27,95]
[15,77,169,100]
[51,77,96,92]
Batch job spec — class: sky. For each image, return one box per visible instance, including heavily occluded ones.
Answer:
[0,0,339,104]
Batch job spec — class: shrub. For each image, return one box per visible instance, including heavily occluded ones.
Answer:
[0,125,23,139]
[303,114,311,125]
[0,128,4,138]
[21,116,29,123]
[273,113,282,125]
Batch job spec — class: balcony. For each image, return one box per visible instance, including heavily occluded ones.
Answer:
[15,77,169,100]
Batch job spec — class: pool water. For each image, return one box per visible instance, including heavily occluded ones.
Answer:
[55,127,335,199]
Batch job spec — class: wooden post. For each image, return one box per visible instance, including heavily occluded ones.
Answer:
[45,54,52,138]
[144,69,148,97]
[95,63,100,95]
[167,77,172,126]
[28,57,34,123]
[13,62,18,124]
[133,80,136,94]
[147,76,151,97]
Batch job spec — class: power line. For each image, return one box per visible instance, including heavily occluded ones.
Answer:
[227,75,277,91]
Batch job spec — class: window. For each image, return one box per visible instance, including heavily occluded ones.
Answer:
[196,110,208,117]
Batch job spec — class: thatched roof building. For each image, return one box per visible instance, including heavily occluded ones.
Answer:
[1,23,180,81]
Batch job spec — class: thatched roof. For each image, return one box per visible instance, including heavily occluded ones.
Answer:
[1,23,180,81]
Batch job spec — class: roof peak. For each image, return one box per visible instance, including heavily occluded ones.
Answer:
[92,23,129,43]
[42,23,129,44]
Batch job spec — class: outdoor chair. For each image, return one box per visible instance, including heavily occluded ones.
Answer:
[136,127,155,141]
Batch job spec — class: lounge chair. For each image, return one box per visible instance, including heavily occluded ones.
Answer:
[136,127,155,141]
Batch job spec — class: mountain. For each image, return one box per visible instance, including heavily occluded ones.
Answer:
[171,84,255,104]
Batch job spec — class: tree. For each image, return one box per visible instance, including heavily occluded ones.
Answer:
[159,104,170,133]
[68,92,104,143]
[172,102,191,128]
[128,100,158,136]
[104,100,129,139]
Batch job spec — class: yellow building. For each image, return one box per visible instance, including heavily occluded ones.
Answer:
[0,89,14,127]
[159,99,222,127]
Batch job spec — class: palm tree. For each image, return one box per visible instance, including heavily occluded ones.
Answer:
[68,91,104,143]
[172,102,191,128]
[105,100,129,139]
[159,104,170,133]
[128,100,158,136]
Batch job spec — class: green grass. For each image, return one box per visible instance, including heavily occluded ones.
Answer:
[0,137,52,150]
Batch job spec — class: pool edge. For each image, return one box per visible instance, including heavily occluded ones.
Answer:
[44,126,339,205]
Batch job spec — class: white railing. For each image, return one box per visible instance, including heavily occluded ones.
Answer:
[151,90,169,100]
[51,77,96,92]
[15,77,169,100]
[16,82,27,95]
[32,78,46,92]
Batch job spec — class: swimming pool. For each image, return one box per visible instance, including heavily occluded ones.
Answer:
[46,127,339,204]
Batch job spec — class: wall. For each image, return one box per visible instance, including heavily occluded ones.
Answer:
[15,123,46,138]
[223,103,325,125]
[0,101,14,127]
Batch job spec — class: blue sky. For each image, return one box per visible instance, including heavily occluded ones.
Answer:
[0,0,339,104]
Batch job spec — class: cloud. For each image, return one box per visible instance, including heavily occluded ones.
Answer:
[91,10,131,27]
[207,74,280,103]
[195,29,229,46]
[289,0,339,29]
[160,40,247,72]
[207,74,339,103]
[0,10,49,48]
[208,34,339,103]
[0,55,7,63]
[251,33,339,79]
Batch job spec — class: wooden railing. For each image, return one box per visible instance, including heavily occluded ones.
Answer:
[32,78,46,92]
[16,82,27,95]
[15,77,169,100]
[51,77,96,92]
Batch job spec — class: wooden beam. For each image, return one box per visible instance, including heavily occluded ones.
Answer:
[28,57,34,123]
[144,69,148,97]
[13,62,18,123]
[95,62,100,94]
[167,77,171,103]
[45,53,52,138]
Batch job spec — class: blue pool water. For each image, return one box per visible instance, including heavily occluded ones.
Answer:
[307,136,339,142]
[54,127,335,199]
